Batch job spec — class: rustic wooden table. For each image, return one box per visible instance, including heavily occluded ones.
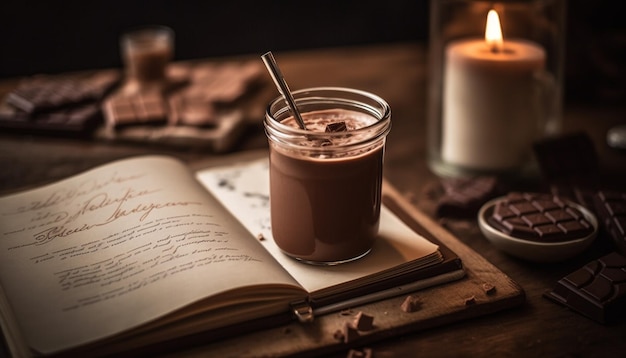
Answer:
[1,43,625,357]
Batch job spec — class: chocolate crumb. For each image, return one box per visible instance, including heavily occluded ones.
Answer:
[352,311,374,331]
[400,295,422,313]
[464,295,476,305]
[482,282,496,295]
[340,309,353,316]
[347,348,373,358]
[256,233,265,241]
[333,329,345,342]
[326,121,347,132]
[343,322,360,343]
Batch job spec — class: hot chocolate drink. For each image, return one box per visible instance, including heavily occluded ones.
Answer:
[268,108,387,264]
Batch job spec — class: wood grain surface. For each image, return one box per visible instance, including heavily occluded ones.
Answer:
[1,43,625,357]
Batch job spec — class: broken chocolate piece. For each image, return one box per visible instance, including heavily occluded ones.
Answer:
[103,92,168,128]
[342,322,360,343]
[594,191,626,255]
[486,192,595,242]
[351,311,374,331]
[482,282,497,295]
[400,295,422,313]
[544,251,626,324]
[435,176,501,218]
[325,121,347,133]
[185,61,264,103]
[464,295,476,305]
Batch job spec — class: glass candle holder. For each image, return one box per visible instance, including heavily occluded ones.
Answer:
[427,0,566,178]
[120,25,174,85]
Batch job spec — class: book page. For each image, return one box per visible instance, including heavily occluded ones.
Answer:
[196,157,441,297]
[0,156,303,355]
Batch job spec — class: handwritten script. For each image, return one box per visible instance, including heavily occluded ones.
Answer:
[0,158,270,314]
[7,183,202,248]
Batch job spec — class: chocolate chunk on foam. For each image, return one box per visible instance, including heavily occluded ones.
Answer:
[544,251,626,324]
[486,192,594,242]
[325,121,347,133]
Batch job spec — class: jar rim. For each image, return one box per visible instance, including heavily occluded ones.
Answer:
[264,87,391,153]
[265,86,390,132]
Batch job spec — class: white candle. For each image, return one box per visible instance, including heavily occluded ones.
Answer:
[441,10,546,171]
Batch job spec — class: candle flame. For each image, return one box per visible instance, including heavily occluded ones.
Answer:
[485,9,504,53]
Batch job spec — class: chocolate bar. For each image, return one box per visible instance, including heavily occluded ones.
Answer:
[184,61,263,104]
[6,71,120,113]
[594,191,626,255]
[544,251,626,324]
[487,192,594,242]
[168,94,217,127]
[103,92,168,128]
[435,176,501,218]
[0,101,102,137]
[532,132,600,209]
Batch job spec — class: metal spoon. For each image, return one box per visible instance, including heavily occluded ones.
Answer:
[261,51,307,130]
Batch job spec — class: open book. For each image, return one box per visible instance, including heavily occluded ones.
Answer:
[0,155,464,357]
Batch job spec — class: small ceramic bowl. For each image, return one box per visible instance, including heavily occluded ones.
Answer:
[478,196,598,263]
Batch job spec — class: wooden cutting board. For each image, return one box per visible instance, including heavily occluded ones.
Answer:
[162,177,525,357]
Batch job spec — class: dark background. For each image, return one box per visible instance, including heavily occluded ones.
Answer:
[0,0,624,104]
[0,1,428,76]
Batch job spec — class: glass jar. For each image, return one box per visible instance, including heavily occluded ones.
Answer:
[264,87,391,265]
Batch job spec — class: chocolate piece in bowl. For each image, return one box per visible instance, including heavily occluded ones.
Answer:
[487,192,594,242]
[544,251,626,324]
[478,192,598,262]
